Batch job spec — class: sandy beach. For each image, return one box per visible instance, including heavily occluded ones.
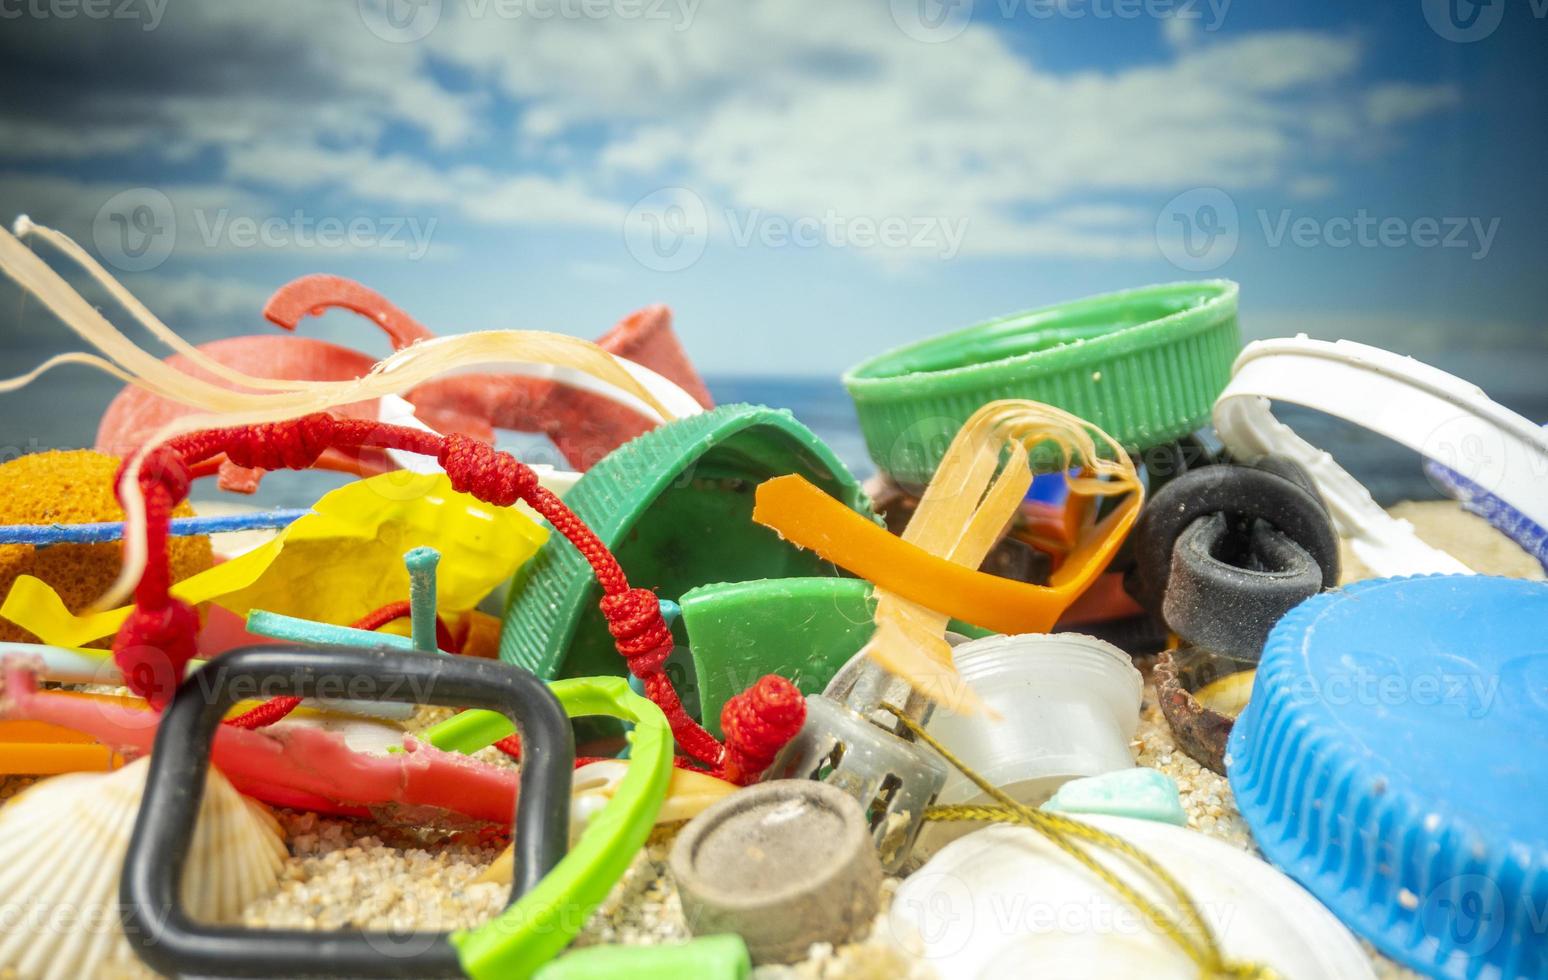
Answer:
[1,498,1540,979]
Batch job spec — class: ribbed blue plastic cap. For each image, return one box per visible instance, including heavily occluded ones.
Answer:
[1228,575,1548,980]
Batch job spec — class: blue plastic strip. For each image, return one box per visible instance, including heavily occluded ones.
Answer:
[1423,426,1548,572]
[0,509,311,545]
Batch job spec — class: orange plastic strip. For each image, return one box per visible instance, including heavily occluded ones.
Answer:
[753,474,1140,636]
[0,720,123,774]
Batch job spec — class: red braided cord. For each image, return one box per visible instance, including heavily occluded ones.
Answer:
[720,675,806,784]
[113,413,801,779]
[348,600,458,652]
[352,600,414,632]
[223,696,304,730]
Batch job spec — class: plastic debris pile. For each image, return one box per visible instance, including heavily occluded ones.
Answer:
[0,220,1544,980]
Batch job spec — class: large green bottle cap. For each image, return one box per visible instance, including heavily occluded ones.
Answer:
[843,281,1240,484]
[500,404,874,681]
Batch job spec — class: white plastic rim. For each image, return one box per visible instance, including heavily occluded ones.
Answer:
[377,393,582,497]
[924,633,1142,807]
[1213,336,1548,577]
[888,818,1375,980]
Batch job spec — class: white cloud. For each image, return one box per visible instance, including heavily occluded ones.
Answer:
[1163,15,1198,49]
[1287,175,1336,199]
[423,6,1458,258]
[1,2,1463,262]
[224,143,619,228]
[1364,83,1462,127]
[127,272,273,321]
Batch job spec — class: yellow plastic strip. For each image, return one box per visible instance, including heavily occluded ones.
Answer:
[755,473,1137,634]
[753,399,1142,713]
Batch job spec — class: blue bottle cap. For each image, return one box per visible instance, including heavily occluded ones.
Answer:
[1228,575,1548,980]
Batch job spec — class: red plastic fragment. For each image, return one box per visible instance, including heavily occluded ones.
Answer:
[262,273,434,351]
[96,280,713,491]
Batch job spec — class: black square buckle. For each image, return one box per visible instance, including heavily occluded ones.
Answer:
[121,645,573,978]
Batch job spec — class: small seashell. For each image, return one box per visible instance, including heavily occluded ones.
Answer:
[0,757,287,980]
[476,762,737,886]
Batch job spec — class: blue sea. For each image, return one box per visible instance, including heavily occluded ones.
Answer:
[0,367,1541,511]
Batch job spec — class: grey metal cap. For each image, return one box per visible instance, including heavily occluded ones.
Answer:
[669,780,883,965]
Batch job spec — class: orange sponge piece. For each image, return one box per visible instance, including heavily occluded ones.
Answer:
[0,450,213,644]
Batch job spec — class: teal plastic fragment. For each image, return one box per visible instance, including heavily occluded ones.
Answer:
[404,546,441,653]
[533,935,750,980]
[246,609,419,652]
[1040,768,1188,826]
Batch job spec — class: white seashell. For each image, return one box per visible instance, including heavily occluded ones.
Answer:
[0,758,287,980]
[887,817,1375,980]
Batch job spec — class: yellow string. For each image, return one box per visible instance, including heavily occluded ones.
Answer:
[883,704,1277,979]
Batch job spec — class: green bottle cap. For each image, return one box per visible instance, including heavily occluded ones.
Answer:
[533,935,750,980]
[842,280,1241,484]
[500,404,874,681]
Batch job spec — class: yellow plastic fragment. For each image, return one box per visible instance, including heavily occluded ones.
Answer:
[0,471,547,647]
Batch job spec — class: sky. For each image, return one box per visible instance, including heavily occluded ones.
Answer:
[0,0,1544,389]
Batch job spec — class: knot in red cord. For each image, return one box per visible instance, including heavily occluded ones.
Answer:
[224,413,337,471]
[720,674,806,783]
[597,587,673,675]
[437,433,538,506]
[113,598,200,709]
[117,445,191,506]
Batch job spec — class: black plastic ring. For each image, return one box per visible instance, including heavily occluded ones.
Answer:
[121,645,573,979]
[1129,459,1338,617]
[1162,513,1324,660]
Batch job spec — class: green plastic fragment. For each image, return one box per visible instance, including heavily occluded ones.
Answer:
[681,577,994,737]
[500,404,875,683]
[533,935,751,980]
[1040,768,1188,826]
[682,578,877,739]
[431,676,673,980]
